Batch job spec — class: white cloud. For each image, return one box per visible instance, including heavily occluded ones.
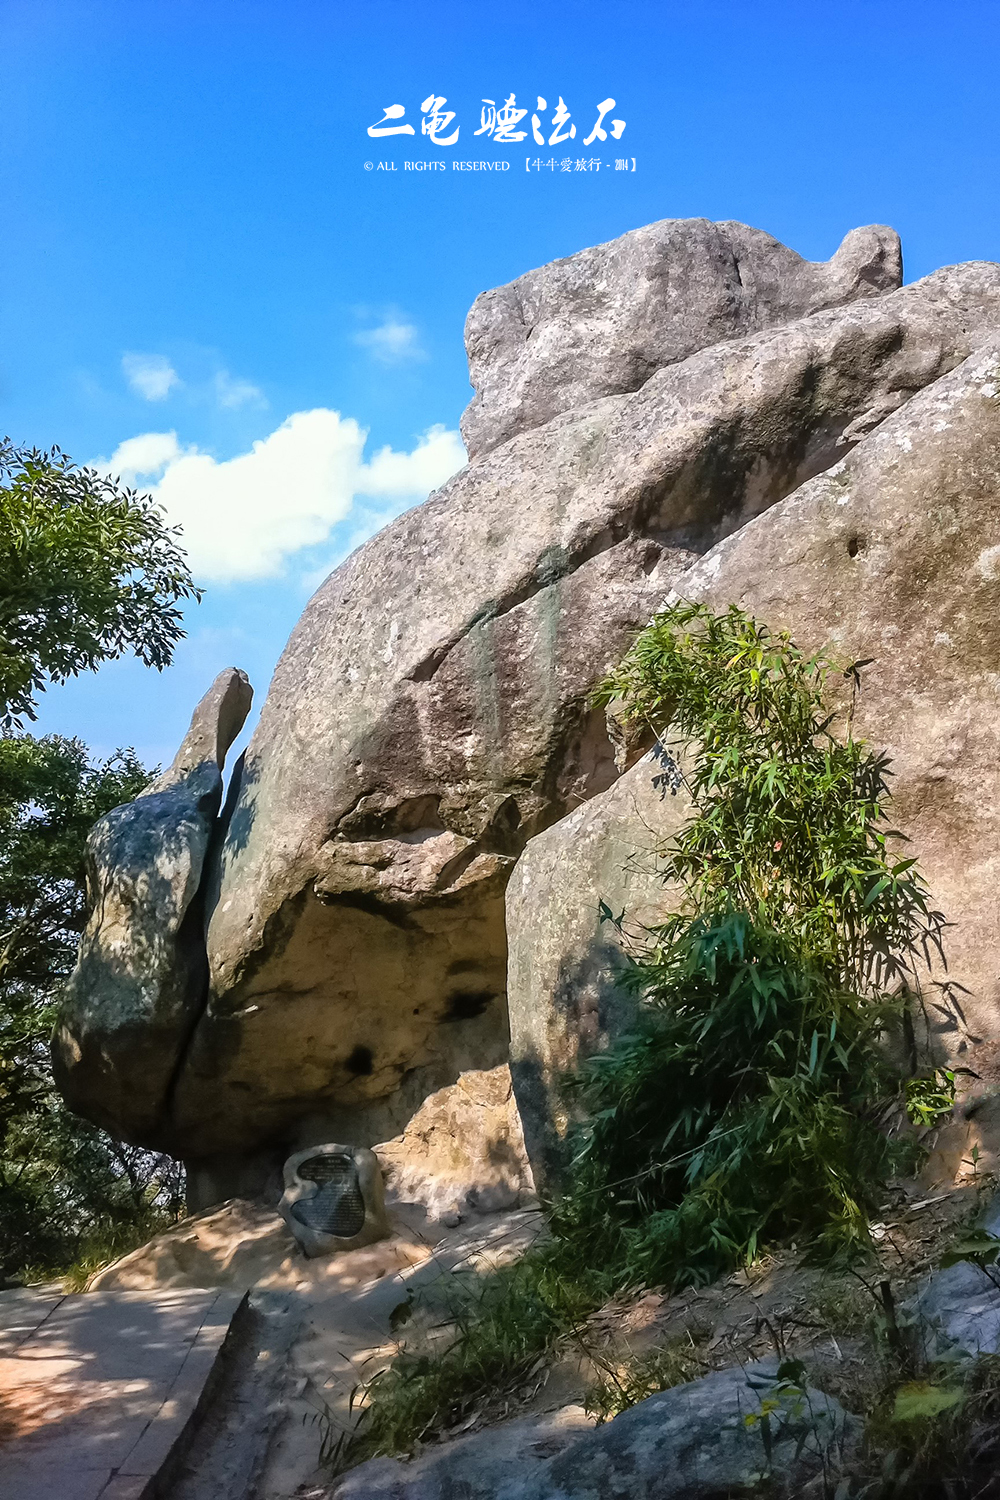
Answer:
[214,370,266,410]
[97,411,466,584]
[120,352,265,410]
[359,424,465,496]
[122,352,181,401]
[354,317,424,365]
[104,431,186,480]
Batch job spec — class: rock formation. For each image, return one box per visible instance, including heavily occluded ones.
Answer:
[173,260,1000,1175]
[679,344,1000,1053]
[913,1192,1000,1356]
[461,219,902,458]
[52,217,1000,1205]
[54,668,252,1142]
[334,1363,860,1499]
[507,344,1000,1183]
[374,1064,535,1220]
[506,748,691,1187]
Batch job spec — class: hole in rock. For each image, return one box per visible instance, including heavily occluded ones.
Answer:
[847,535,863,558]
[442,990,495,1022]
[345,1044,374,1076]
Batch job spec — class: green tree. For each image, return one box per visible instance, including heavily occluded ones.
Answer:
[0,436,198,1277]
[0,439,200,728]
[0,735,183,1279]
[337,606,950,1465]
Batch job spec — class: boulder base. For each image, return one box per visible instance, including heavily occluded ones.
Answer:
[506,749,691,1189]
[334,1363,859,1499]
[374,1064,535,1219]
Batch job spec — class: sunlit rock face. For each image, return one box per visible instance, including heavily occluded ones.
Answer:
[52,218,1000,1193]
[460,219,903,459]
[507,347,1000,1187]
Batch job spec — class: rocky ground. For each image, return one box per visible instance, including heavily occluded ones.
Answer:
[11,1088,981,1500]
[3,1087,997,1499]
[302,1098,1000,1497]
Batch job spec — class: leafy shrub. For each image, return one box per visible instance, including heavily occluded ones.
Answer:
[905,1070,957,1128]
[859,1356,1000,1497]
[344,603,946,1463]
[551,913,912,1290]
[550,603,941,1286]
[595,602,943,989]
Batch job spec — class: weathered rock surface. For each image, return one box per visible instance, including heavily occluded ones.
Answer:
[54,669,252,1141]
[506,749,691,1189]
[919,1092,1000,1190]
[912,1192,1000,1357]
[374,1064,535,1219]
[461,218,903,459]
[170,260,1000,1165]
[676,342,1000,1059]
[52,220,1000,1184]
[333,1363,859,1499]
[506,343,1000,1190]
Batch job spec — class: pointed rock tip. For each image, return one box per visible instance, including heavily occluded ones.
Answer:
[154,667,254,790]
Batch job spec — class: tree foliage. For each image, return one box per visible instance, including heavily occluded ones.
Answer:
[0,735,183,1279]
[0,439,200,727]
[0,736,146,1139]
[599,602,944,990]
[554,913,909,1289]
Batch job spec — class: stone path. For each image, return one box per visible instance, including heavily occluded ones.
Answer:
[0,1286,244,1500]
[0,1206,545,1500]
[257,1208,546,1498]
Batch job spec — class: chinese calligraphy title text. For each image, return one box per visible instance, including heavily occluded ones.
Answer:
[368,94,626,148]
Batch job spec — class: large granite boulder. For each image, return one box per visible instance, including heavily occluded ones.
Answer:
[461,218,902,459]
[167,261,1000,1172]
[52,220,1000,1193]
[506,748,691,1189]
[53,669,252,1141]
[506,343,1000,1188]
[679,343,1000,1059]
[334,1363,859,1499]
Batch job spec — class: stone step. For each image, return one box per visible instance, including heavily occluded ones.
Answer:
[0,1287,245,1500]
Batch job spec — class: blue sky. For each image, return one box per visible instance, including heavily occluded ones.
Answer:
[3,0,1000,768]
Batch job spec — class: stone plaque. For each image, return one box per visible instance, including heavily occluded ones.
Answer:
[279,1143,390,1257]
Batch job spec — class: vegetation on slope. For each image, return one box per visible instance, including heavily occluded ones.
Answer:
[341,602,955,1467]
[0,734,185,1283]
